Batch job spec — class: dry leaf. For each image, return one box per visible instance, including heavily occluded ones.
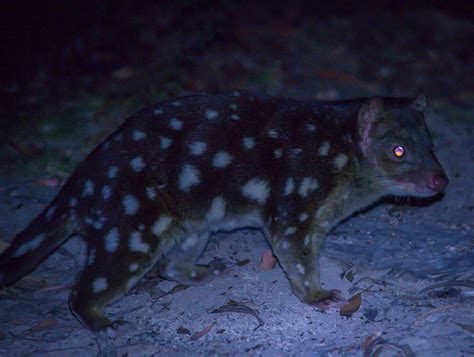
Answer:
[176,326,191,335]
[314,69,374,90]
[35,178,60,188]
[455,322,474,334]
[112,66,136,80]
[212,300,264,329]
[258,250,276,270]
[29,318,57,332]
[167,284,189,296]
[236,259,250,267]
[190,323,214,341]
[36,284,70,293]
[339,292,362,317]
[0,240,9,254]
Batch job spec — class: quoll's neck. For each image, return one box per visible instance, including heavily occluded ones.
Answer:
[307,99,363,155]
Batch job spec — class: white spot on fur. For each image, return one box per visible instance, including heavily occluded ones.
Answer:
[206,196,226,222]
[146,187,156,200]
[304,280,311,287]
[132,129,146,141]
[92,278,108,294]
[334,153,349,170]
[102,186,112,201]
[321,221,330,230]
[108,166,118,179]
[299,213,309,222]
[169,118,183,130]
[306,123,317,132]
[267,128,279,138]
[304,235,310,246]
[153,108,163,115]
[282,240,290,249]
[232,91,240,96]
[69,198,77,207]
[316,206,327,220]
[274,148,282,158]
[129,232,150,253]
[160,136,173,149]
[152,215,173,237]
[178,164,200,192]
[205,110,218,120]
[299,177,319,197]
[284,227,297,236]
[182,235,198,249]
[129,263,139,272]
[122,195,139,215]
[13,234,46,257]
[104,228,120,253]
[171,101,181,106]
[296,263,305,274]
[230,103,238,110]
[242,137,255,150]
[46,206,55,219]
[284,177,295,196]
[130,156,146,172]
[213,151,233,168]
[87,249,96,265]
[138,224,145,231]
[290,148,303,157]
[241,178,270,205]
[231,114,240,120]
[319,141,330,156]
[82,180,94,197]
[189,141,207,156]
[126,276,139,290]
[191,270,197,278]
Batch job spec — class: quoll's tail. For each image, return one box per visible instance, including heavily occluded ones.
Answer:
[0,194,77,287]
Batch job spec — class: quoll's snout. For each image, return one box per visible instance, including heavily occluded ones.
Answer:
[428,173,449,192]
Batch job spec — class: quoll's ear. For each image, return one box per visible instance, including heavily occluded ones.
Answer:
[412,93,427,112]
[358,97,383,155]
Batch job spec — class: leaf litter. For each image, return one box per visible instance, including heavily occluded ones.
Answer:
[212,300,264,330]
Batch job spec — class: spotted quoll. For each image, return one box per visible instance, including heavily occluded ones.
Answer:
[0,91,448,333]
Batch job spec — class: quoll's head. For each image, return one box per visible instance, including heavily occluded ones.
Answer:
[358,94,449,198]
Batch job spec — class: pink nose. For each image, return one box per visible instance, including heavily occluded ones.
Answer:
[428,174,449,192]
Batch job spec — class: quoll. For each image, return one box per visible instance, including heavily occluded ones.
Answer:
[0,91,448,333]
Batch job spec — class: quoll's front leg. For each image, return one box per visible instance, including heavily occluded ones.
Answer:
[270,225,345,309]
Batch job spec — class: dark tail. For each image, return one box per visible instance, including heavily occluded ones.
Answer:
[0,196,77,287]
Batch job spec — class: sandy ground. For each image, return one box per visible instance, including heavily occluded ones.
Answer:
[0,3,473,356]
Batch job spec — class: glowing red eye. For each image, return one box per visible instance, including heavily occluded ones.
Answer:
[393,145,405,158]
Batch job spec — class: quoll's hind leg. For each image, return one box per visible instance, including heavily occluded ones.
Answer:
[158,230,229,286]
[69,242,157,333]
[271,228,346,309]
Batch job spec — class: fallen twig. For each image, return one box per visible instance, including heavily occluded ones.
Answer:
[413,304,465,326]
[420,276,474,294]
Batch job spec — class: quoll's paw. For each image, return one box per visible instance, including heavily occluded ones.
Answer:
[105,320,132,339]
[309,289,347,311]
[207,258,232,278]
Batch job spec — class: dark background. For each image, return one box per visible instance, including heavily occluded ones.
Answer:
[0,0,472,177]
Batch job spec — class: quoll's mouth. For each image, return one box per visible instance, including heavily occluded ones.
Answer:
[394,173,449,198]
